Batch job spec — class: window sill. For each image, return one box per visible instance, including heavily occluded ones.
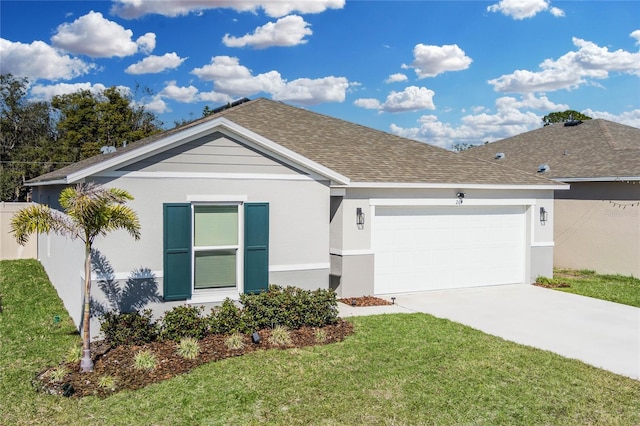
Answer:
[188,288,240,304]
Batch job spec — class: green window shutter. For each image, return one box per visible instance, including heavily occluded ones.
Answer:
[163,203,192,301]
[244,203,269,294]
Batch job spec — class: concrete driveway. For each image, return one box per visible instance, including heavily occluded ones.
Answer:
[340,284,640,380]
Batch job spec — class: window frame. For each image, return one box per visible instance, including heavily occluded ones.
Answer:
[189,201,244,302]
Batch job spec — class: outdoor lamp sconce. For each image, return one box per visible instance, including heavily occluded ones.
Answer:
[356,207,365,229]
[456,192,466,205]
[540,207,548,225]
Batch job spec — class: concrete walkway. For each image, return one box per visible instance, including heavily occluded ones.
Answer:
[338,284,640,380]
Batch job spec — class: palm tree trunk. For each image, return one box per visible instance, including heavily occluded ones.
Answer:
[80,243,94,372]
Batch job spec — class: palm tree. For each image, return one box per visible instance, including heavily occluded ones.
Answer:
[11,183,141,372]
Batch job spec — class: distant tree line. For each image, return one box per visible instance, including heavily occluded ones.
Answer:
[542,110,592,126]
[0,74,163,201]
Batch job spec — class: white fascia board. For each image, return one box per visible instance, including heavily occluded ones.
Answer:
[370,198,537,207]
[96,170,317,182]
[337,182,569,190]
[65,117,350,185]
[557,176,640,182]
[25,179,69,187]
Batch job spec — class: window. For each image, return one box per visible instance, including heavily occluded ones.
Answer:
[163,202,269,301]
[193,205,239,290]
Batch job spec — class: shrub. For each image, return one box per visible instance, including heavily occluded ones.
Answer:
[269,325,292,346]
[65,344,82,363]
[97,375,117,390]
[224,332,245,350]
[177,337,200,360]
[240,285,339,330]
[314,328,327,343]
[49,366,70,383]
[160,305,207,341]
[99,309,159,347]
[133,350,157,371]
[208,298,251,335]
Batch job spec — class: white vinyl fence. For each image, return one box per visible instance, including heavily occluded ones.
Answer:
[0,202,37,260]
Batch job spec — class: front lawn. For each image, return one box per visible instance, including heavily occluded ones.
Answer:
[2,259,639,425]
[552,269,640,307]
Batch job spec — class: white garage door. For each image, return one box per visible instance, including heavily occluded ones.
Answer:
[373,205,526,294]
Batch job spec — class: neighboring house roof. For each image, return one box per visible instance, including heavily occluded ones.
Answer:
[28,98,561,188]
[461,119,640,181]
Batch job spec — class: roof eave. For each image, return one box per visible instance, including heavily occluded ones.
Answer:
[25,178,69,187]
[335,182,569,190]
[556,176,640,182]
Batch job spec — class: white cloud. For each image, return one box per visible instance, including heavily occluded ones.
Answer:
[385,73,408,84]
[142,95,169,114]
[355,86,435,113]
[213,70,285,97]
[125,52,187,74]
[402,44,472,78]
[549,7,565,17]
[582,108,640,128]
[630,30,640,45]
[0,38,93,81]
[198,91,233,104]
[353,98,381,109]
[259,0,345,18]
[495,93,568,111]
[489,37,640,93]
[136,33,156,54]
[192,56,349,104]
[487,0,563,20]
[273,76,349,105]
[388,94,570,149]
[111,0,345,19]
[51,11,154,57]
[160,81,199,103]
[192,56,253,80]
[30,82,130,100]
[222,15,312,49]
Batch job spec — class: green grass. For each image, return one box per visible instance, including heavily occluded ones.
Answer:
[2,259,640,425]
[553,269,640,307]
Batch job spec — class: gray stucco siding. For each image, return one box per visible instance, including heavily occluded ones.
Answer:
[116,132,301,175]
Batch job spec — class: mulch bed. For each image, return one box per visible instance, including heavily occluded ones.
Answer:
[339,295,393,307]
[35,320,353,398]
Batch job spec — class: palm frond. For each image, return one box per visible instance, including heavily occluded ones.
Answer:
[10,204,83,245]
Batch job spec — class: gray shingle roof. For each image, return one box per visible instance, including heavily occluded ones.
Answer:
[461,119,640,180]
[29,98,558,186]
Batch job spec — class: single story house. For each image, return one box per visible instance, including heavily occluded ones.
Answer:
[461,119,640,277]
[27,98,565,327]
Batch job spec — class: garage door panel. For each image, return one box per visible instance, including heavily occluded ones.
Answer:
[373,205,526,294]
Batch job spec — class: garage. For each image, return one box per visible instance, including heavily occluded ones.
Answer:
[372,205,527,294]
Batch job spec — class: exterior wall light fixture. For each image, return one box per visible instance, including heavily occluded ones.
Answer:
[540,207,548,225]
[356,207,365,229]
[456,192,465,205]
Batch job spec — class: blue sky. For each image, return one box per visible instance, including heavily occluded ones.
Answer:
[1,0,639,149]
